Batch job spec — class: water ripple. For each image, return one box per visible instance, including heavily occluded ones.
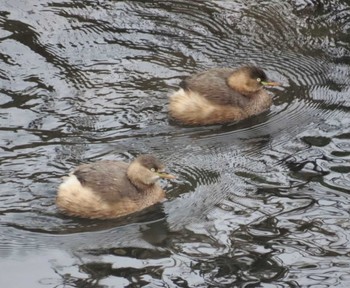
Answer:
[1,0,350,286]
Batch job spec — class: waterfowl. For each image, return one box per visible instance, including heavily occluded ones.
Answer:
[169,66,280,125]
[56,155,175,219]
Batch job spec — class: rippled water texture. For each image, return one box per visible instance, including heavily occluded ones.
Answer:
[1,0,350,287]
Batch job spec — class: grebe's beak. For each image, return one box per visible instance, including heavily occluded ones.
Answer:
[261,81,281,87]
[157,171,177,179]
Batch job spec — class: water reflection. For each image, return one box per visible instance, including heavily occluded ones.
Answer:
[1,0,350,287]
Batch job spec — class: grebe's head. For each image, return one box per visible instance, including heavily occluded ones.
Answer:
[230,66,281,95]
[128,155,176,187]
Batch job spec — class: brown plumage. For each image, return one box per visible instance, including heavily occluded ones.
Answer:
[169,66,280,125]
[56,155,175,219]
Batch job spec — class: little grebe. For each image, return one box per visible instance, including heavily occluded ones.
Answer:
[169,66,280,125]
[56,155,175,219]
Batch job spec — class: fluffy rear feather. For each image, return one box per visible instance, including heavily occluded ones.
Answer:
[169,89,248,125]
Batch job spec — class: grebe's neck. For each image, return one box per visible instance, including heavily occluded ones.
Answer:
[127,161,159,191]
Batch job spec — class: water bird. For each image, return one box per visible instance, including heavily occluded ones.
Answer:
[169,66,280,125]
[56,155,175,219]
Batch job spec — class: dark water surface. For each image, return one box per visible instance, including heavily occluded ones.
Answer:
[1,0,350,287]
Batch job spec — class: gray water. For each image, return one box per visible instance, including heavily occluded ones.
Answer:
[1,0,350,287]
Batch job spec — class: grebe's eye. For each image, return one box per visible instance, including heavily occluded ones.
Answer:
[150,168,156,172]
[257,78,261,82]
